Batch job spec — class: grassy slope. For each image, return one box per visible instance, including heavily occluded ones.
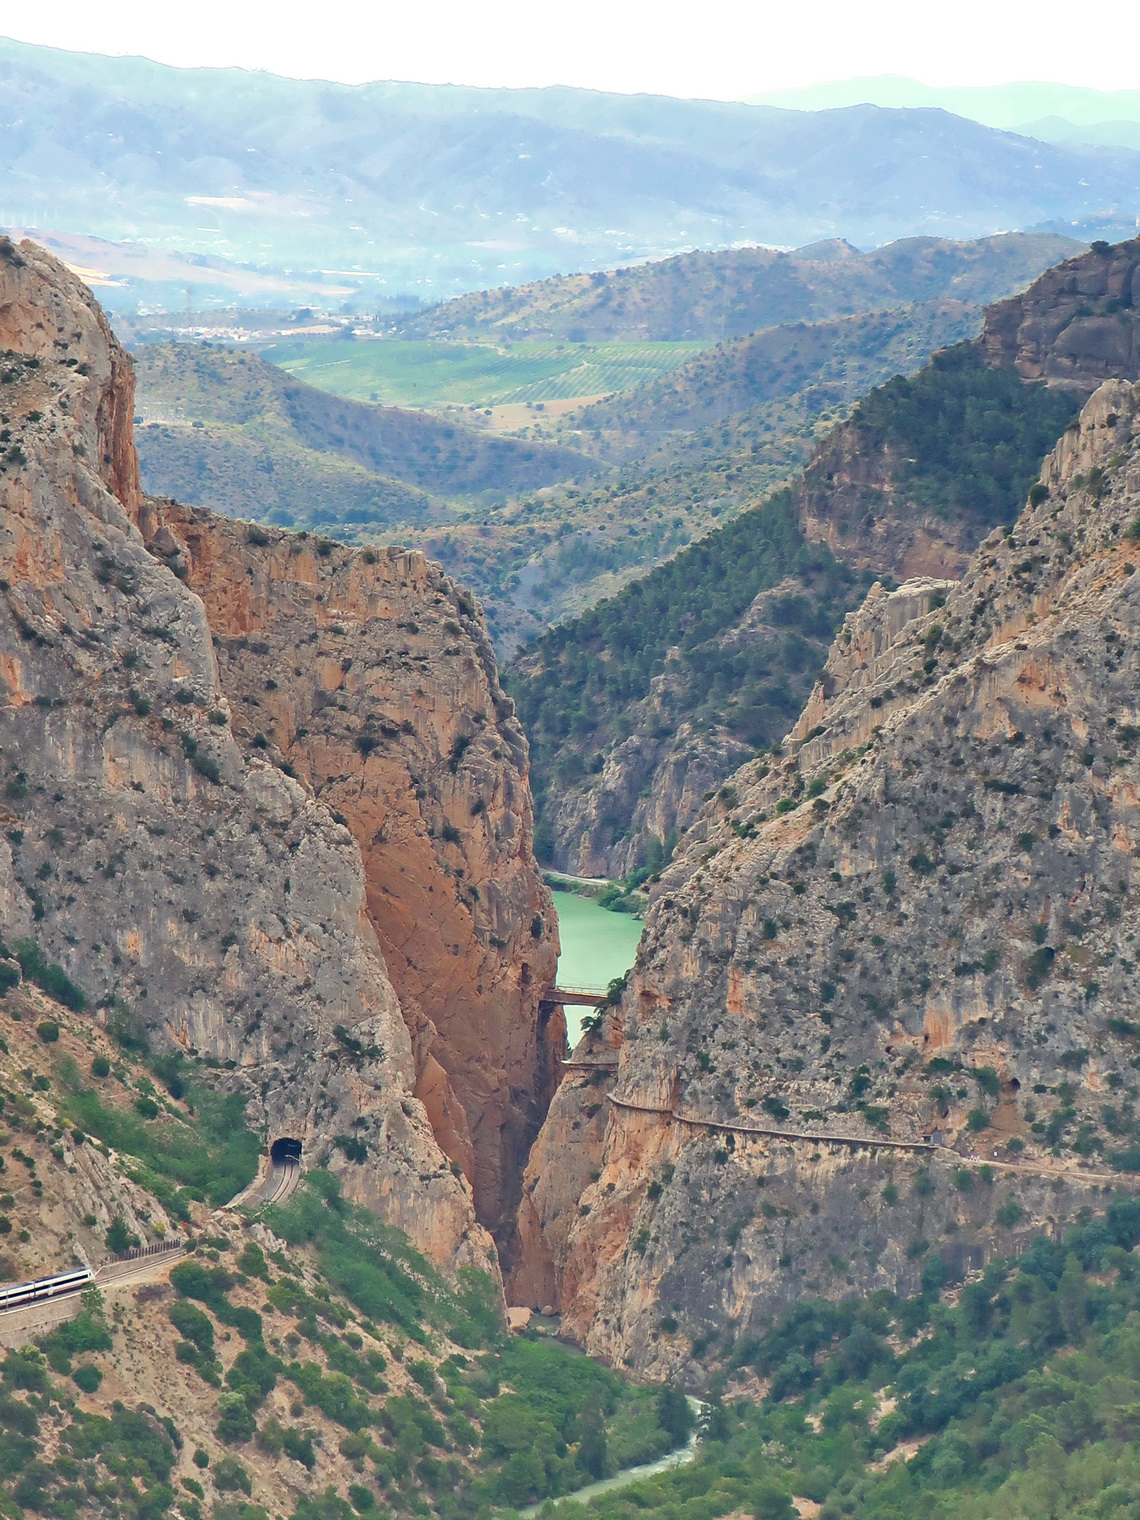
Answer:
[266,340,707,409]
[0,955,686,1520]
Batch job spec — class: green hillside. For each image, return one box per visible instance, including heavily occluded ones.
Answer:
[265,339,707,409]
[547,1201,1140,1520]
[562,298,980,464]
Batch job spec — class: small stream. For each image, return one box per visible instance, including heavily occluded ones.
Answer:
[520,1399,705,1516]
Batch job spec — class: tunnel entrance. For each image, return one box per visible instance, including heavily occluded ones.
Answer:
[271,1137,303,1165]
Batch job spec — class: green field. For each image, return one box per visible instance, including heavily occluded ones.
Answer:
[264,338,708,408]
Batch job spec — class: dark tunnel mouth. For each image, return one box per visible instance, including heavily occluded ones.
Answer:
[271,1137,303,1165]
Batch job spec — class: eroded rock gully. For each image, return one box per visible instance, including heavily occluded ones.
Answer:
[0,237,559,1273]
[519,376,1140,1379]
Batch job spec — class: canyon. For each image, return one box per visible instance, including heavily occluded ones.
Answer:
[0,235,559,1274]
[517,238,1140,881]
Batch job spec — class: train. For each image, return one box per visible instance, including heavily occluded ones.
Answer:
[0,1265,94,1313]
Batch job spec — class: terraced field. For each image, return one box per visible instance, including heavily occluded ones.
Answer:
[264,338,709,409]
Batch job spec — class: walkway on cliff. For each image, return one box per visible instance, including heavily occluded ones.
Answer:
[606,1093,1140,1187]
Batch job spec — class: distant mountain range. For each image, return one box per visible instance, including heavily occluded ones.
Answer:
[1,37,1139,304]
[751,77,1140,155]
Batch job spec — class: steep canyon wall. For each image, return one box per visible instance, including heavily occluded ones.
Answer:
[0,237,556,1273]
[519,375,1140,1377]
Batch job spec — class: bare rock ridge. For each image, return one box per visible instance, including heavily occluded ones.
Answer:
[518,373,1140,1378]
[980,235,1140,388]
[0,236,555,1273]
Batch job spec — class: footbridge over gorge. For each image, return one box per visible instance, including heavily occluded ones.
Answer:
[543,982,610,1007]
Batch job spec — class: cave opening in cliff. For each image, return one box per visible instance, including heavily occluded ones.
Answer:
[271,1137,303,1165]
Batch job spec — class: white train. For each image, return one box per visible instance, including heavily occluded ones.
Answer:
[0,1266,94,1313]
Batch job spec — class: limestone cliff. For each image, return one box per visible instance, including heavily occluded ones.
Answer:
[0,236,553,1275]
[520,374,1140,1379]
[799,237,1140,581]
[980,235,1140,388]
[134,500,563,1249]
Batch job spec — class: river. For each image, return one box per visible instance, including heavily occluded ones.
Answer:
[520,1400,704,1516]
[551,890,644,1042]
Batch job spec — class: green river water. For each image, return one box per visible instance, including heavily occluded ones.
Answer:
[551,889,644,1043]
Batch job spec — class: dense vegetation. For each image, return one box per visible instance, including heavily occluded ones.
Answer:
[508,493,868,845]
[520,1200,1140,1520]
[850,343,1078,529]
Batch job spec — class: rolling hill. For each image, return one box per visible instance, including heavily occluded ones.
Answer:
[400,233,1082,342]
[133,344,596,531]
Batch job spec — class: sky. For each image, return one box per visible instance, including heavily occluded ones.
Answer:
[3,0,1140,99]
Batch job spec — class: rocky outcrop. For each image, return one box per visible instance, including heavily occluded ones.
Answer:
[979,236,1140,389]
[794,415,987,582]
[135,500,564,1250]
[0,237,553,1275]
[520,374,1140,1377]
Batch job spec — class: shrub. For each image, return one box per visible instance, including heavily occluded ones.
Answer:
[10,940,86,1010]
[72,1364,103,1393]
[91,1054,111,1079]
[213,1455,252,1493]
[36,1020,60,1043]
[106,1216,136,1253]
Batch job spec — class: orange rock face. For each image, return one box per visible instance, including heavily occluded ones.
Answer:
[138,501,565,1253]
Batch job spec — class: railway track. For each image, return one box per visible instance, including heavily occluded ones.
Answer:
[0,1153,299,1320]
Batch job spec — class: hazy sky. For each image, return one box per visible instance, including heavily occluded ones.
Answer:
[4,0,1139,98]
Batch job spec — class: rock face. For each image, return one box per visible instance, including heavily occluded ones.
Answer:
[0,237,553,1274]
[980,236,1140,389]
[520,375,1140,1379]
[794,417,985,583]
[137,499,564,1249]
